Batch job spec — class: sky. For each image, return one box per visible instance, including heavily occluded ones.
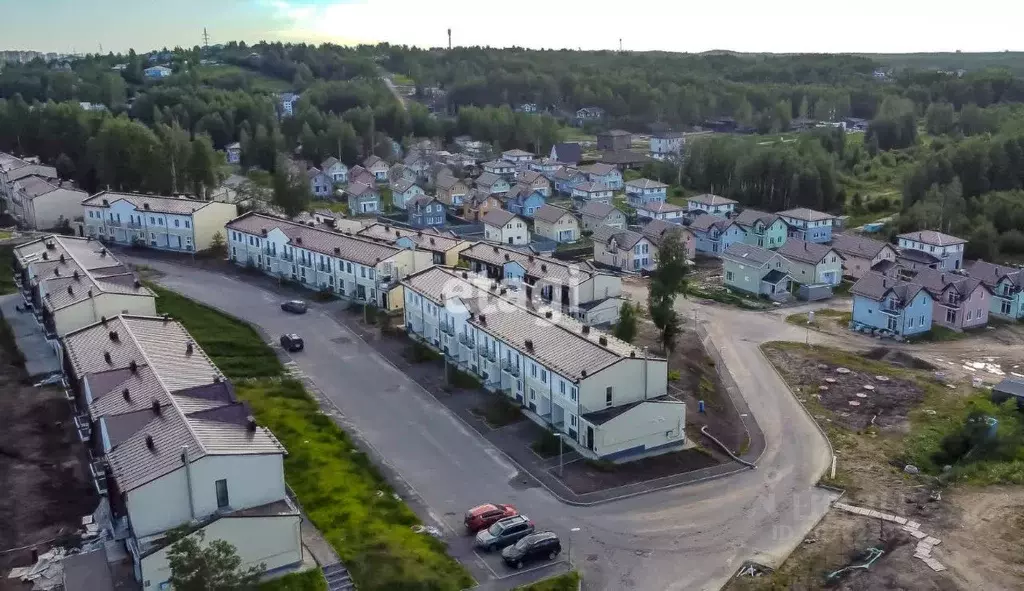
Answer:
[5,0,1024,55]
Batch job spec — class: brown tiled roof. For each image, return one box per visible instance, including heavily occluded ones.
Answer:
[226,212,401,266]
[82,191,214,215]
[481,209,517,228]
[356,222,464,253]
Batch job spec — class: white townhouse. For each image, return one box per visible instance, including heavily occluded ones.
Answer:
[82,192,238,252]
[4,174,88,230]
[61,315,301,590]
[458,242,625,326]
[635,201,686,223]
[13,236,156,338]
[687,193,737,216]
[402,266,684,461]
[649,131,684,161]
[226,212,432,310]
[0,152,58,201]
[482,209,530,246]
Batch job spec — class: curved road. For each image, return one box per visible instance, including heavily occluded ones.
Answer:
[138,259,835,591]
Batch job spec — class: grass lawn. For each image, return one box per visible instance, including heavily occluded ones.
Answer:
[0,245,16,295]
[390,73,415,85]
[515,571,581,590]
[310,200,349,215]
[915,325,970,342]
[260,570,326,591]
[193,64,292,93]
[785,308,852,329]
[688,285,769,310]
[153,287,473,591]
[0,230,12,240]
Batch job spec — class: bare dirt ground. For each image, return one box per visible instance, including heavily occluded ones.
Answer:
[635,320,748,454]
[0,336,96,588]
[932,486,1024,591]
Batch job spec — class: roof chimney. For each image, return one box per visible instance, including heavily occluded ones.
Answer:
[129,360,138,373]
[185,342,193,355]
[122,388,131,402]
[109,330,119,342]
[145,434,155,451]
[247,416,258,432]
[67,285,73,295]
[162,313,170,323]
[525,339,534,350]
[334,246,341,254]
[295,236,302,244]
[581,369,587,378]
[42,252,48,260]
[59,254,65,263]
[213,375,222,383]
[582,325,590,334]
[545,310,552,319]
[103,351,112,364]
[72,269,80,280]
[151,399,161,415]
[599,336,608,346]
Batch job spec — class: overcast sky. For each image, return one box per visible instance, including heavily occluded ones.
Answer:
[6,0,1024,55]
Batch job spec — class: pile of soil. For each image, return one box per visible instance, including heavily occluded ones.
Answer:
[864,347,937,371]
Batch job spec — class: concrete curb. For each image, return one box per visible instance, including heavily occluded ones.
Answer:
[700,425,755,468]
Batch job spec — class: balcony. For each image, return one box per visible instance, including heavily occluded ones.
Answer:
[89,456,109,496]
[458,334,476,349]
[281,253,295,262]
[480,349,497,363]
[439,323,454,336]
[501,360,521,377]
[73,413,92,441]
[298,258,314,269]
[106,219,122,227]
[317,263,332,273]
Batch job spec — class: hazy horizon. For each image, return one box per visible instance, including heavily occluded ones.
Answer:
[5,0,1024,55]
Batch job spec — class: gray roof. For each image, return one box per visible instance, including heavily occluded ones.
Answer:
[898,248,941,265]
[907,267,988,298]
[476,171,505,188]
[831,233,894,259]
[321,156,342,169]
[357,223,464,253]
[481,208,518,228]
[518,170,545,184]
[625,178,668,190]
[483,160,515,169]
[573,181,611,193]
[436,174,465,190]
[688,193,737,206]
[83,191,216,215]
[460,242,604,285]
[553,167,583,181]
[593,226,645,250]
[391,178,418,193]
[600,129,631,137]
[579,163,617,176]
[688,214,733,233]
[346,181,378,197]
[637,201,684,214]
[16,174,58,197]
[898,230,967,246]
[502,149,534,157]
[402,267,652,379]
[777,238,840,265]
[63,315,284,492]
[363,154,386,169]
[732,208,780,229]
[62,547,114,591]
[226,212,401,266]
[721,243,779,267]
[850,272,926,304]
[965,259,1024,288]
[580,201,618,220]
[642,219,691,247]
[778,207,835,222]
[532,204,573,224]
[993,377,1024,398]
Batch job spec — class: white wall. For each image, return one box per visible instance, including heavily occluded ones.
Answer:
[590,400,685,458]
[52,292,156,337]
[578,357,668,414]
[126,454,286,538]
[140,514,302,590]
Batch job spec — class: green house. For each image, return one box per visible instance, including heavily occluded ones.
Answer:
[733,209,788,250]
[721,243,793,301]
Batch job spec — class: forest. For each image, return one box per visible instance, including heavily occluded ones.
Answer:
[3,42,1024,263]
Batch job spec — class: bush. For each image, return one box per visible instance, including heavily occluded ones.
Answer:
[312,286,336,302]
[406,341,442,363]
[668,370,681,381]
[259,570,327,591]
[447,366,482,389]
[531,430,562,458]
[473,398,523,427]
[515,571,581,591]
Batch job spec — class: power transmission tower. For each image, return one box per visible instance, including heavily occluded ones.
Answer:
[447,28,452,50]
[202,28,210,51]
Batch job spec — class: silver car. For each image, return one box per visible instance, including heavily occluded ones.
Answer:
[474,515,534,551]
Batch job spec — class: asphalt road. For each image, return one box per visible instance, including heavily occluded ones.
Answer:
[138,259,836,591]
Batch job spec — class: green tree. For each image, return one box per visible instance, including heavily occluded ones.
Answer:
[613,302,638,343]
[187,135,219,198]
[271,154,310,217]
[55,152,75,181]
[167,531,265,591]
[208,231,227,258]
[925,101,956,136]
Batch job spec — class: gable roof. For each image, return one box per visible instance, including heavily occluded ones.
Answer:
[733,208,780,229]
[831,233,895,260]
[625,178,668,190]
[346,181,378,198]
[688,214,733,233]
[574,181,611,193]
[593,226,645,250]
[481,209,518,228]
[908,267,989,298]
[533,204,574,224]
[436,174,465,190]
[554,167,584,182]
[637,201,685,214]
[391,178,418,193]
[225,212,401,266]
[502,149,534,157]
[82,191,215,215]
[476,171,505,188]
[460,242,607,285]
[518,170,546,184]
[320,156,343,170]
[851,272,927,304]
[777,238,840,265]
[642,219,692,247]
[688,193,737,207]
[600,129,631,137]
[551,143,582,164]
[965,259,1024,288]
[898,230,967,246]
[357,223,463,253]
[721,243,779,267]
[579,163,617,177]
[483,159,515,169]
[580,201,618,219]
[778,208,835,222]
[363,155,385,169]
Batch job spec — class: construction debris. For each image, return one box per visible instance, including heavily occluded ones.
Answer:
[10,547,66,590]
[833,502,947,572]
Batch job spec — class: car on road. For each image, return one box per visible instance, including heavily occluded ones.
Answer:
[464,503,517,533]
[280,300,308,314]
[474,515,535,551]
[501,531,561,569]
[280,333,304,352]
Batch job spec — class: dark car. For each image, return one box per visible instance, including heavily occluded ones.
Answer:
[501,531,561,569]
[280,333,304,352]
[280,300,308,314]
[463,503,518,534]
[474,515,534,551]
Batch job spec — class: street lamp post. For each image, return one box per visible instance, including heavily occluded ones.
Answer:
[556,433,564,477]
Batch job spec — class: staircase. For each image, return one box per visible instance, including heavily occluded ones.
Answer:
[322,563,355,591]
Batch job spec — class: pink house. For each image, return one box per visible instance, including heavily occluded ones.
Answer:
[911,267,992,331]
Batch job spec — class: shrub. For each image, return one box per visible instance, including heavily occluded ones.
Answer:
[668,370,681,381]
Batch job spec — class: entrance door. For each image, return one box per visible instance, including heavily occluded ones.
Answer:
[586,426,595,450]
[886,316,898,332]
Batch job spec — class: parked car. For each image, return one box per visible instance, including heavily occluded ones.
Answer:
[501,531,561,569]
[475,515,535,551]
[464,503,518,533]
[280,300,308,314]
[280,333,304,352]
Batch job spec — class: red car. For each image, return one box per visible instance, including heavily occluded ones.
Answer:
[464,503,518,533]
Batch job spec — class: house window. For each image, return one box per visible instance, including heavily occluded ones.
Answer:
[605,387,613,407]
[571,387,577,401]
[726,271,734,281]
[541,369,547,383]
[215,479,229,508]
[185,220,190,228]
[531,364,537,378]
[174,219,180,227]
[570,415,577,427]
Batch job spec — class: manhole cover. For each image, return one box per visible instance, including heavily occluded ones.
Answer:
[848,400,861,406]
[856,393,868,398]
[863,384,876,391]
[836,368,851,374]
[875,375,890,382]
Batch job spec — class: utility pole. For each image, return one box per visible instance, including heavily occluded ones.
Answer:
[447,28,452,50]
[619,38,623,52]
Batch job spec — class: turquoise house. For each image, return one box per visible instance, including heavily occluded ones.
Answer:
[733,209,788,249]
[721,243,792,300]
[851,272,934,336]
[967,259,1024,320]
[688,215,746,257]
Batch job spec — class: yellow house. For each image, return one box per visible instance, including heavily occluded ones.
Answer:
[82,191,238,252]
[532,204,580,243]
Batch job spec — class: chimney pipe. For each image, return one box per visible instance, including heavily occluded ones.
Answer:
[180,446,196,520]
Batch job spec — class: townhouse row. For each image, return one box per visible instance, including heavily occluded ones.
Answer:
[402,266,685,461]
